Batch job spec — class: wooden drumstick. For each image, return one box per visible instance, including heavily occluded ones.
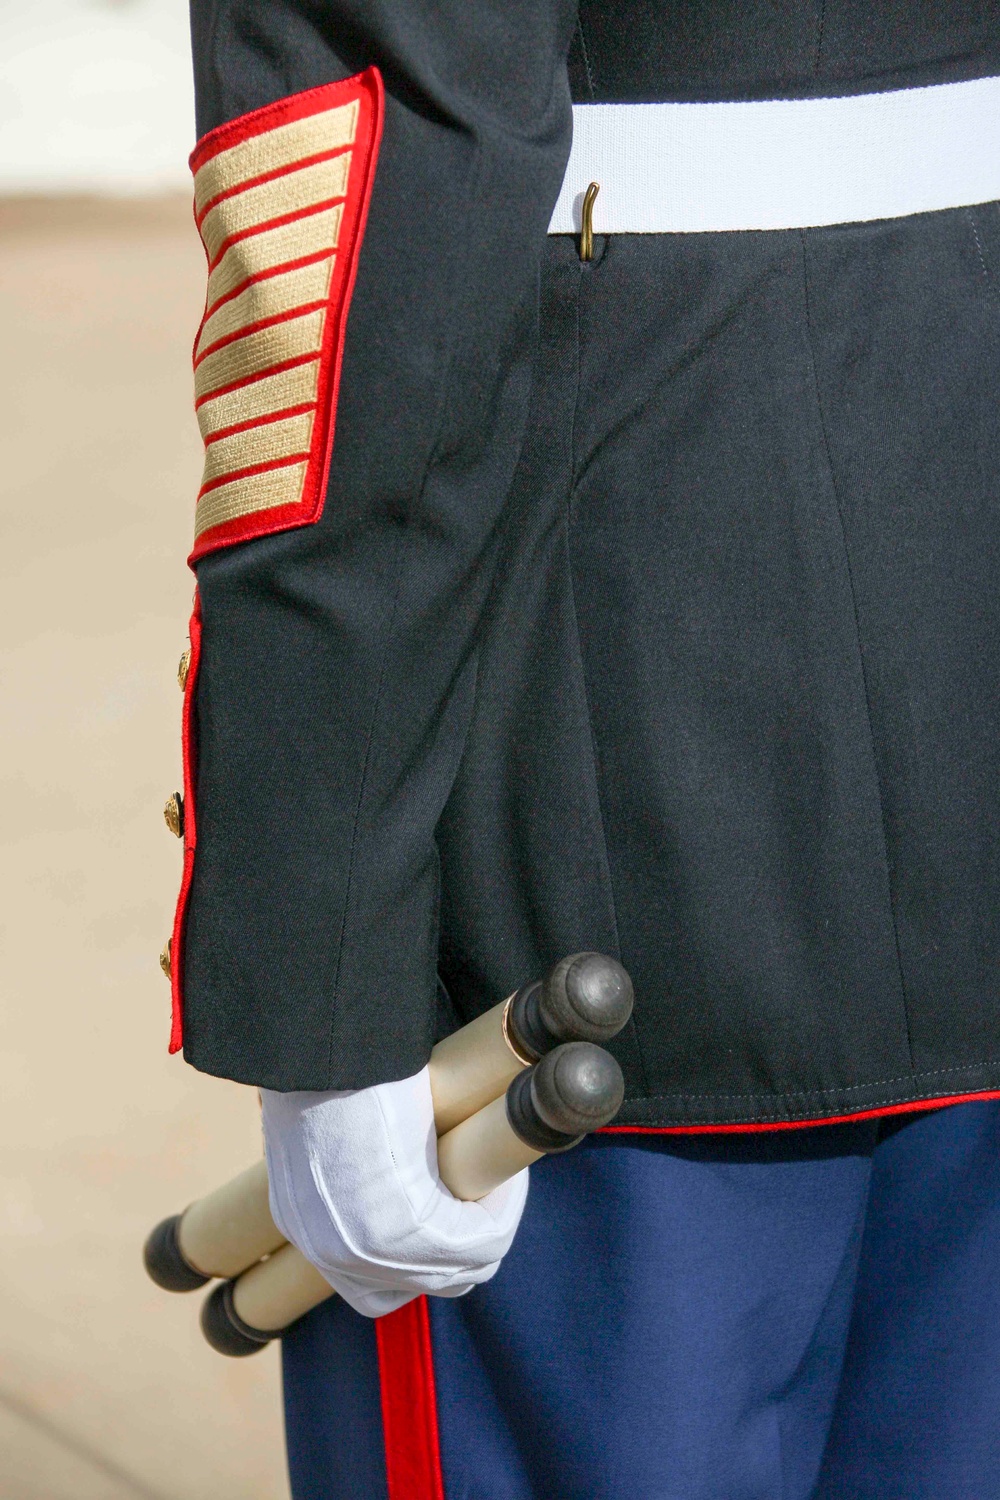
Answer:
[144,953,633,1292]
[142,1160,282,1290]
[199,1041,625,1356]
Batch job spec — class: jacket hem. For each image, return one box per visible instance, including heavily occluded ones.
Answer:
[604,1067,1000,1132]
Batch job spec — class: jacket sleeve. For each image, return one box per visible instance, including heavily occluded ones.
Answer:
[171,0,579,1089]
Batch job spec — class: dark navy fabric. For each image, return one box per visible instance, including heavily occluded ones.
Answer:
[282,1101,1000,1498]
[815,1103,1000,1498]
[282,1281,389,1500]
[437,215,1000,1129]
[568,2,1000,104]
[185,0,1000,1123]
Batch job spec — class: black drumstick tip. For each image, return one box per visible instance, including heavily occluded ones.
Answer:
[143,1215,211,1293]
[543,953,634,1042]
[510,953,634,1059]
[200,1281,274,1357]
[506,1041,626,1152]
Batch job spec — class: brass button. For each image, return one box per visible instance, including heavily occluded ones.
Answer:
[163,792,184,839]
[178,649,191,691]
[159,940,172,980]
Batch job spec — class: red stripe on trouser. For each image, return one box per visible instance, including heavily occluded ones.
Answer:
[376,1297,446,1500]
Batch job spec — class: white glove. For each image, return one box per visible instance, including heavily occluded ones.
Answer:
[260,1065,529,1319]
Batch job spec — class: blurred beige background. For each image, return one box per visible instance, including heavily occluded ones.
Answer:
[0,6,292,1497]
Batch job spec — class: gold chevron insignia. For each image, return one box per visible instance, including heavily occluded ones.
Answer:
[186,74,382,560]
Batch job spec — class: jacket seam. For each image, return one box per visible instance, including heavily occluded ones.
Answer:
[799,229,916,1072]
[564,255,651,1096]
[576,18,597,100]
[813,0,828,75]
[326,129,485,1080]
[325,526,408,1079]
[965,205,997,302]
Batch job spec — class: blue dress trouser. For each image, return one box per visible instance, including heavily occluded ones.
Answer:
[282,1101,1000,1499]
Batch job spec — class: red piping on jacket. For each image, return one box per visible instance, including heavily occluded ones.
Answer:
[599,1088,1000,1135]
[168,592,202,1054]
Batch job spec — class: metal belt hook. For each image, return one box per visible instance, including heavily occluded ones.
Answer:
[580,181,600,262]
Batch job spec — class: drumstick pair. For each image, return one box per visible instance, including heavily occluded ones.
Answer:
[144,953,633,1355]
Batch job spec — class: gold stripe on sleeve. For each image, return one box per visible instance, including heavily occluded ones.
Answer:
[193,101,359,215]
[194,460,309,539]
[205,206,343,312]
[194,309,325,402]
[200,154,352,264]
[201,411,315,488]
[196,360,320,440]
[196,257,334,359]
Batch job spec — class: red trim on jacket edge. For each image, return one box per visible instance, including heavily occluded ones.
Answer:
[376,1297,446,1500]
[168,592,202,1053]
[599,1088,1000,1135]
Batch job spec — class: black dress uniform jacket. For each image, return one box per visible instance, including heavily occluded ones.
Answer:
[176,1,1000,1127]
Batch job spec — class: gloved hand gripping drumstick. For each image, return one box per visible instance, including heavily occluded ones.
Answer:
[144,953,633,1355]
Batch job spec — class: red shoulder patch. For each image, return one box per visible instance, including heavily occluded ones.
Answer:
[187,71,383,563]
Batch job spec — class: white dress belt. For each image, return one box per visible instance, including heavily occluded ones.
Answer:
[548,75,1000,234]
